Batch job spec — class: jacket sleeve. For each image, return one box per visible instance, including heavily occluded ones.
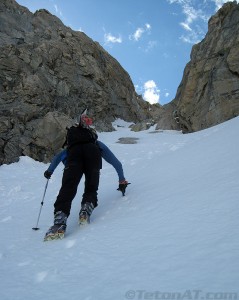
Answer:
[47,150,67,174]
[98,141,125,182]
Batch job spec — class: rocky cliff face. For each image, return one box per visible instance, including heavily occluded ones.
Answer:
[172,1,239,133]
[0,0,151,164]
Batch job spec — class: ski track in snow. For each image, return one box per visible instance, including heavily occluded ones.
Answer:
[0,118,239,300]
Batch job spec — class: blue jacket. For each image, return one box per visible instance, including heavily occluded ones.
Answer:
[47,140,125,181]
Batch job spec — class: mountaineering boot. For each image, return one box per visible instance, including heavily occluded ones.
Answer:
[79,202,94,225]
[44,211,67,241]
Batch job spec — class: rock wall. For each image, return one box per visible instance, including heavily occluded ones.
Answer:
[0,0,151,164]
[172,1,239,132]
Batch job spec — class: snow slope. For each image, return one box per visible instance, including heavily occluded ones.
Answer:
[0,117,239,300]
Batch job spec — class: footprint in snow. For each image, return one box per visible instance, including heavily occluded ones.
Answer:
[170,142,185,151]
[8,185,21,196]
[18,260,32,267]
[1,216,12,223]
[36,271,48,282]
[65,239,76,249]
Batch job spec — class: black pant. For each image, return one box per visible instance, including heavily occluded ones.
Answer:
[54,143,102,216]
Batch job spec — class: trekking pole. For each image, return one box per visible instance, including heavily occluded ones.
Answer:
[32,179,49,230]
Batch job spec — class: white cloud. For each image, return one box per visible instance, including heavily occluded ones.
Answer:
[180,22,192,31]
[133,28,144,41]
[183,4,198,24]
[168,0,239,44]
[130,23,151,41]
[167,0,210,44]
[165,92,170,97]
[180,29,201,44]
[144,40,157,52]
[143,80,160,104]
[54,4,62,16]
[104,33,122,44]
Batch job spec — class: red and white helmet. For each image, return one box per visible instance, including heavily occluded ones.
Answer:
[81,114,93,126]
[80,108,93,127]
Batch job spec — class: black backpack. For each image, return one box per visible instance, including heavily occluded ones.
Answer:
[66,126,98,148]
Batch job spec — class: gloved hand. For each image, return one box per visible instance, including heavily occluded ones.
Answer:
[117,180,131,196]
[44,170,52,179]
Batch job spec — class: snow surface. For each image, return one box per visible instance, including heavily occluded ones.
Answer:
[0,117,239,300]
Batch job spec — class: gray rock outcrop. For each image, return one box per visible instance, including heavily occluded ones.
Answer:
[171,1,239,132]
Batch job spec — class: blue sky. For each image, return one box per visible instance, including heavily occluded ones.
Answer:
[16,0,237,105]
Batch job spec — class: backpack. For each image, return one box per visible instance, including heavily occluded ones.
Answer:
[66,125,98,148]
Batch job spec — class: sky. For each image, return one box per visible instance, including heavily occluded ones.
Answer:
[15,0,238,105]
[0,116,239,299]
